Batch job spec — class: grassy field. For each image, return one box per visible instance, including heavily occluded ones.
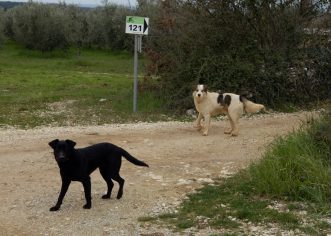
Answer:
[140,113,331,235]
[0,41,167,128]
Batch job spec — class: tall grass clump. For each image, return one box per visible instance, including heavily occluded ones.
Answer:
[247,113,331,204]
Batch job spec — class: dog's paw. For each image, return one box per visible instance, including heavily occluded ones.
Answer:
[116,191,123,199]
[83,203,92,209]
[224,129,232,134]
[202,131,208,136]
[49,206,60,211]
[231,132,239,136]
[83,204,91,209]
[101,194,110,199]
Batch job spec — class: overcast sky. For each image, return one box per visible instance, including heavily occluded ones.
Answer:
[1,0,138,7]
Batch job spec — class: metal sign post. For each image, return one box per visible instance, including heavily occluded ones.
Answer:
[125,16,149,113]
[133,35,138,113]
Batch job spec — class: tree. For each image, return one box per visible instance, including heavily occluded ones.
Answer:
[63,5,88,55]
[0,8,5,47]
[10,3,68,52]
[85,5,134,51]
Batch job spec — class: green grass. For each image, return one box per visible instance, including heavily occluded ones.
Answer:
[140,112,331,235]
[0,41,168,128]
[247,115,331,203]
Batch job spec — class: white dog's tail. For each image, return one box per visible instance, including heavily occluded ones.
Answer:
[241,96,265,113]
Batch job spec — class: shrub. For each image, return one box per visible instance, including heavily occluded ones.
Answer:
[144,0,331,110]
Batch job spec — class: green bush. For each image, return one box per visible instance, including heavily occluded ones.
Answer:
[144,0,331,110]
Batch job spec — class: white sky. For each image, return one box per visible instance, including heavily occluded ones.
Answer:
[0,0,138,7]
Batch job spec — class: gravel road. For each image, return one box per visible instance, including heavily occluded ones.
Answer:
[0,111,317,235]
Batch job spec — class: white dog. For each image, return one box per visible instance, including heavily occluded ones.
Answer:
[193,84,265,136]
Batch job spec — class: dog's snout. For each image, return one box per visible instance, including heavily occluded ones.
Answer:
[58,152,65,159]
[198,94,201,97]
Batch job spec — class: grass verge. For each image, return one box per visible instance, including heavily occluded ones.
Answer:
[0,41,170,128]
[139,111,331,235]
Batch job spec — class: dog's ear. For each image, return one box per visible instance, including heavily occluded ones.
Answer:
[203,85,208,92]
[49,139,59,149]
[65,139,76,148]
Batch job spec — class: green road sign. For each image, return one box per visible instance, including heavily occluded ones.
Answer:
[125,16,149,35]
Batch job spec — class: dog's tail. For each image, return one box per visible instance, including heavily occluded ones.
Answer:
[240,96,265,113]
[120,149,149,167]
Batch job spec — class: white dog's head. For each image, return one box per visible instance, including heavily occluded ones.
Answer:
[193,84,208,102]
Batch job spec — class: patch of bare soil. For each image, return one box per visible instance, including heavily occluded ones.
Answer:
[0,111,317,235]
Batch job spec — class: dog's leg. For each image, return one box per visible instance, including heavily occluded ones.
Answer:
[112,174,125,199]
[194,112,203,130]
[228,107,242,136]
[99,168,114,199]
[224,114,234,134]
[82,178,92,209]
[202,114,211,136]
[102,179,114,199]
[50,178,71,211]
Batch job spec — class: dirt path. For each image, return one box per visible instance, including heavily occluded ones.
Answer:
[0,111,317,235]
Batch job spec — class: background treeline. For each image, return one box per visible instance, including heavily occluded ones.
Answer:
[0,0,330,110]
[0,1,134,52]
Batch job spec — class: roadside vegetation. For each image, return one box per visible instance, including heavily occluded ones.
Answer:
[139,111,331,235]
[0,1,330,113]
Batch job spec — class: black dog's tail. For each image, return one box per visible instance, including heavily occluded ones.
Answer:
[120,149,149,167]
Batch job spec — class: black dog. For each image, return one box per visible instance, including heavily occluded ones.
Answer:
[48,139,149,211]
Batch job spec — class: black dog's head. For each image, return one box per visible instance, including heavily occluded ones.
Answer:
[49,139,76,163]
